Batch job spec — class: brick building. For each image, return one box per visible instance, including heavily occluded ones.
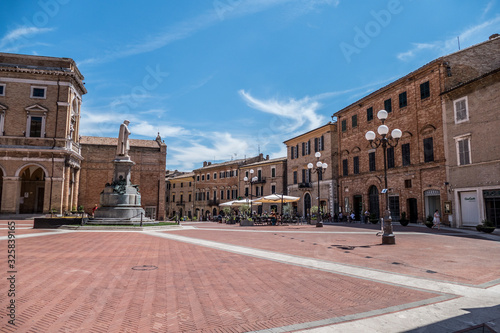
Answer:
[0,53,86,214]
[79,135,167,220]
[165,171,195,219]
[334,35,500,224]
[442,67,500,227]
[284,122,338,218]
[238,156,287,215]
[193,154,264,219]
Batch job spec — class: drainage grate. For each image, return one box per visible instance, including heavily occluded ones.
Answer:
[132,265,158,271]
[426,270,437,274]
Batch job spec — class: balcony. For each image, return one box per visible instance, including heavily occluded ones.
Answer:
[176,201,185,206]
[298,182,312,189]
[208,199,220,206]
[252,177,266,184]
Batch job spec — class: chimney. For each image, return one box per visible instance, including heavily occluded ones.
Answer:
[203,161,207,167]
[207,162,211,166]
[489,33,500,40]
[266,155,269,160]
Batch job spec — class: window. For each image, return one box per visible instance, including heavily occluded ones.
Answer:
[271,168,276,178]
[342,159,348,176]
[314,138,319,152]
[295,145,298,158]
[384,98,392,113]
[302,142,305,156]
[197,175,200,181]
[318,168,323,181]
[256,187,260,196]
[352,114,358,128]
[31,86,46,99]
[0,84,5,96]
[387,147,395,169]
[306,140,310,155]
[353,156,359,174]
[257,169,262,180]
[201,175,205,181]
[172,195,175,202]
[341,119,347,132]
[420,81,430,99]
[206,192,209,200]
[456,136,471,165]
[404,179,412,188]
[271,185,276,194]
[245,187,249,197]
[454,97,469,123]
[424,137,434,162]
[320,135,324,151]
[207,174,210,181]
[221,190,224,200]
[181,183,184,188]
[369,152,376,171]
[26,115,45,138]
[367,107,373,121]
[189,182,192,187]
[402,143,411,166]
[399,91,407,108]
[180,194,184,202]
[189,194,192,202]
[290,146,295,160]
[227,190,230,199]
[293,171,297,184]
[214,173,217,180]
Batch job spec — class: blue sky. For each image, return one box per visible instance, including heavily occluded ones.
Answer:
[1,0,499,171]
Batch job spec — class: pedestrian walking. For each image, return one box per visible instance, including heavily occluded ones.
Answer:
[432,209,441,230]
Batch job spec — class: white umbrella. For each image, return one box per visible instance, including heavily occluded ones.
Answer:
[254,194,300,216]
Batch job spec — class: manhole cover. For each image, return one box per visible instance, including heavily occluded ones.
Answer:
[132,265,158,271]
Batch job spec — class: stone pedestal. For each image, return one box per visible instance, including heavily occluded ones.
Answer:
[381,209,396,245]
[92,157,155,225]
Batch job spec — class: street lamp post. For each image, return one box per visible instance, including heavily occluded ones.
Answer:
[308,152,328,227]
[243,169,258,218]
[365,110,402,245]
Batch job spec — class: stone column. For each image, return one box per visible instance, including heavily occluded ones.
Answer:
[46,177,64,213]
[73,168,80,211]
[63,166,71,212]
[1,177,20,214]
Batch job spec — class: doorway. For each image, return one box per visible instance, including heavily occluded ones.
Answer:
[407,198,418,223]
[304,193,311,217]
[19,166,45,214]
[424,190,441,221]
[353,195,362,221]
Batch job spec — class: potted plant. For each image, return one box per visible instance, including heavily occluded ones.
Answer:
[369,213,379,224]
[478,219,496,233]
[424,215,434,228]
[400,212,409,226]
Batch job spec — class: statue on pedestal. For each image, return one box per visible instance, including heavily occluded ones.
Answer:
[117,120,130,157]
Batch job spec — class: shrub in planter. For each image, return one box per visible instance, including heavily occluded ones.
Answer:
[369,213,379,224]
[478,219,496,233]
[400,212,409,226]
[424,215,434,228]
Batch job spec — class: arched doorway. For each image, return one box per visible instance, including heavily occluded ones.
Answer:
[19,166,45,214]
[368,185,379,219]
[304,193,311,217]
[212,208,217,217]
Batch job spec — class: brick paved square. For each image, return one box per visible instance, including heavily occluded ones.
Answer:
[0,231,443,332]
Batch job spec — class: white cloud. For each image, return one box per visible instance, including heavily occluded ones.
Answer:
[482,0,495,17]
[239,90,326,134]
[168,132,250,170]
[0,26,54,51]
[396,16,500,62]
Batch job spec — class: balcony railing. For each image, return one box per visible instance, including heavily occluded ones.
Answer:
[208,199,220,206]
[298,182,312,188]
[252,177,266,184]
[176,201,185,206]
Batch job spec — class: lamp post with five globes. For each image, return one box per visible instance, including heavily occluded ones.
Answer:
[308,152,328,227]
[365,110,402,245]
[243,169,258,217]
